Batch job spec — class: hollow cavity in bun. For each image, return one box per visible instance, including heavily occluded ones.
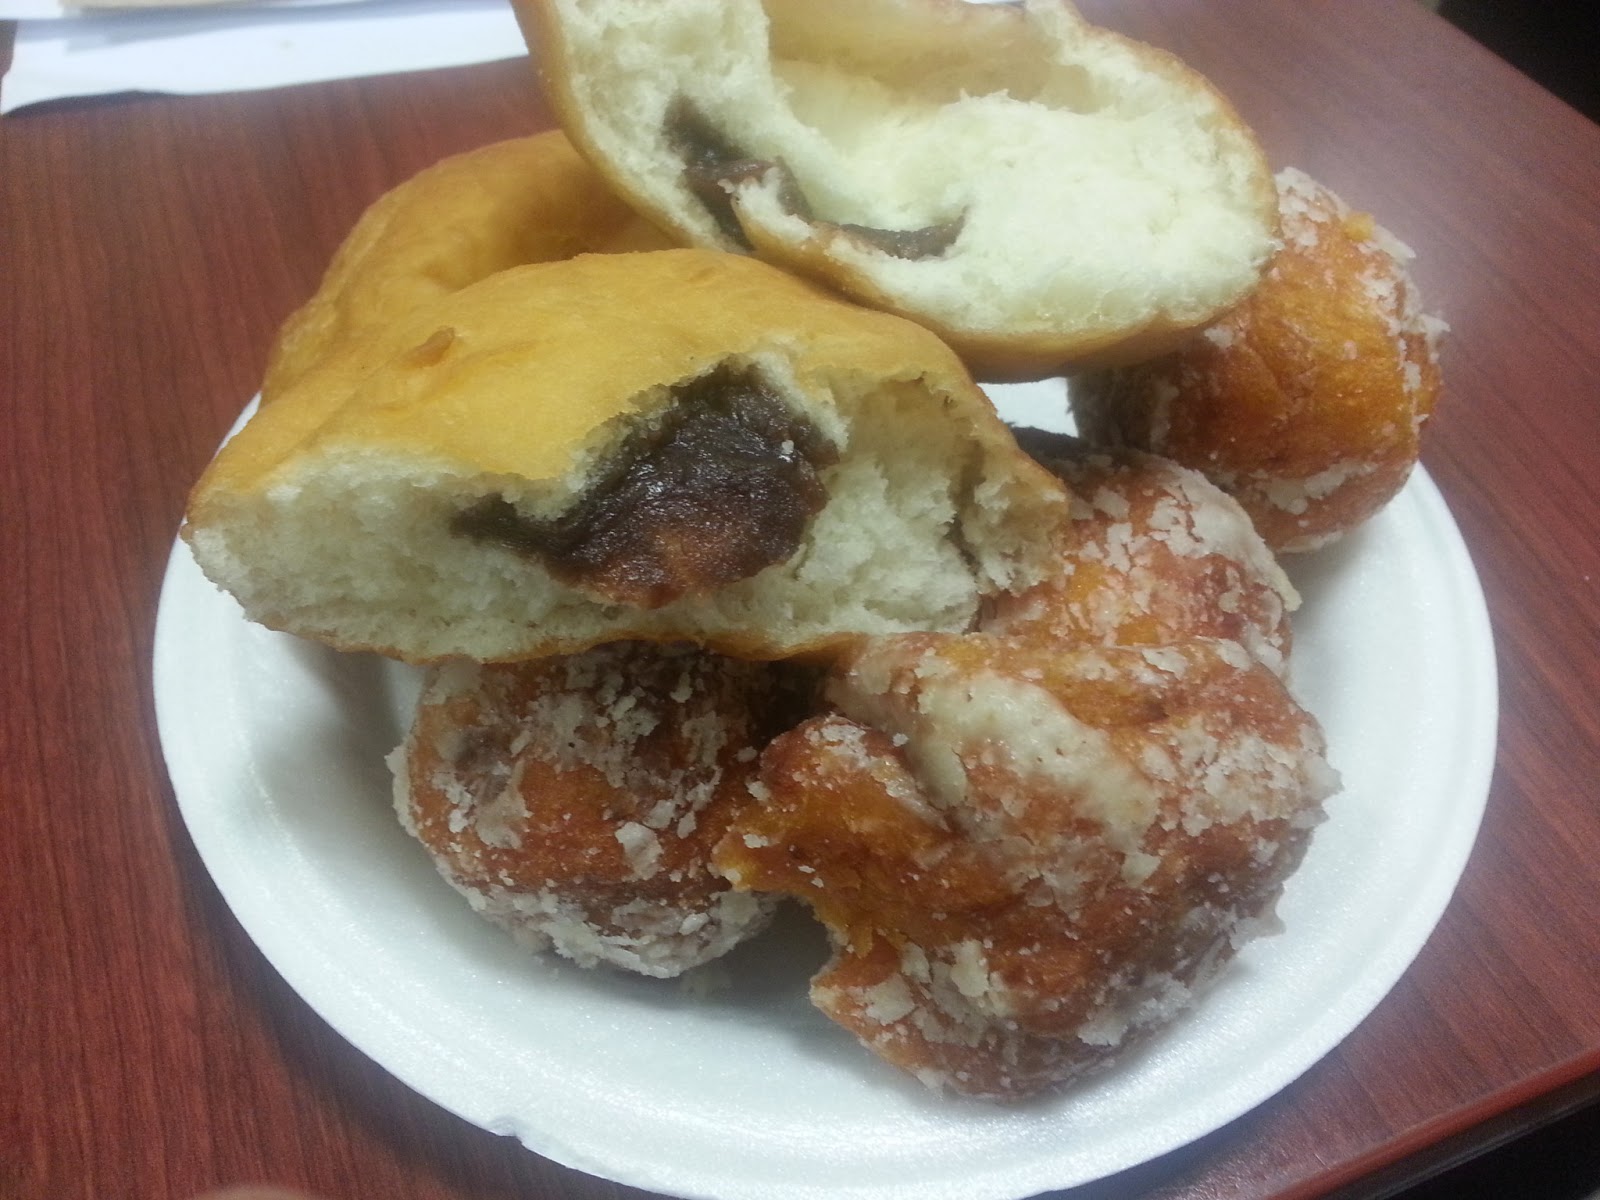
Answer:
[516,0,1279,378]
[184,249,1073,664]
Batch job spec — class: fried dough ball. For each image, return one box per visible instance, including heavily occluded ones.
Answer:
[1072,168,1446,553]
[715,635,1335,1099]
[392,642,811,977]
[999,431,1298,675]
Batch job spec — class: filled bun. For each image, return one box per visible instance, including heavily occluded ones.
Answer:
[184,249,1073,663]
[263,131,670,403]
[515,0,1279,379]
[1072,169,1447,553]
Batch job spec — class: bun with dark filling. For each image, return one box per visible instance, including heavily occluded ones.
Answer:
[515,0,1279,379]
[185,249,1073,663]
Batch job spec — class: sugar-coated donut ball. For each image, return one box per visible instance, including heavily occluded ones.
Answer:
[1072,168,1446,553]
[392,642,810,977]
[999,431,1299,675]
[716,634,1335,1098]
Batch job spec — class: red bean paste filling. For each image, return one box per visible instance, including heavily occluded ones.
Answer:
[451,365,840,609]
[663,97,965,260]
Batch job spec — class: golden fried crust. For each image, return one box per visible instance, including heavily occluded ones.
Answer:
[715,636,1334,1098]
[262,132,671,404]
[397,643,810,976]
[1073,169,1445,553]
[183,248,1078,667]
[194,248,1035,510]
[998,433,1298,674]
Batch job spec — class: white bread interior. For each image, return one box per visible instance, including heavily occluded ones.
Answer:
[184,250,1072,663]
[518,0,1279,378]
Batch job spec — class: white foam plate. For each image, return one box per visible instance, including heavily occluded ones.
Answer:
[153,383,1497,1200]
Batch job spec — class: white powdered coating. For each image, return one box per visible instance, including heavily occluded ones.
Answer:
[473,762,531,850]
[1275,166,1446,409]
[899,941,1014,1034]
[1076,964,1198,1048]
[393,645,786,978]
[1014,447,1296,676]
[1148,379,1180,449]
[450,876,775,977]
[1257,460,1377,516]
[1089,486,1131,522]
[1274,166,1333,249]
[919,669,1161,876]
[858,973,918,1025]
[614,821,664,879]
[832,643,1169,900]
[1161,468,1300,612]
[949,939,995,1000]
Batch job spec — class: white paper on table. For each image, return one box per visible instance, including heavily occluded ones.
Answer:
[0,0,527,115]
[0,0,373,19]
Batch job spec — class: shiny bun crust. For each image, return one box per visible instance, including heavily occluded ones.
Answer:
[1072,168,1446,553]
[184,249,1073,664]
[263,132,670,404]
[393,644,809,976]
[515,0,1278,378]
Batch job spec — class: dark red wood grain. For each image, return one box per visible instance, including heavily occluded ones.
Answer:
[4,2,1599,1198]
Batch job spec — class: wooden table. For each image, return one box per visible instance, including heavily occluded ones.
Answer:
[5,2,1599,1197]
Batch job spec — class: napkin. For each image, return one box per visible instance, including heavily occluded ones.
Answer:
[0,0,527,115]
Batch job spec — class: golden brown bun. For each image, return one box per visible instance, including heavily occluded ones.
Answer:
[716,635,1334,1099]
[393,645,809,976]
[515,0,1278,380]
[184,249,1073,663]
[1072,169,1447,553]
[262,132,672,403]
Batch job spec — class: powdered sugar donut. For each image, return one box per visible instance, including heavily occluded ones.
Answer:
[716,634,1335,1098]
[393,642,810,976]
[998,431,1298,675]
